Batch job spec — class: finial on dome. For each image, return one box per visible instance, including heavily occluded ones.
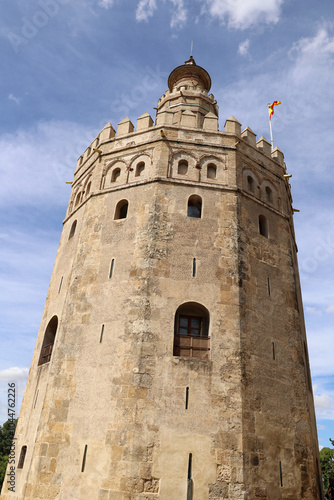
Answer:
[185,55,196,65]
[185,41,196,65]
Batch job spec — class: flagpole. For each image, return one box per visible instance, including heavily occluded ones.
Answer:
[268,103,274,151]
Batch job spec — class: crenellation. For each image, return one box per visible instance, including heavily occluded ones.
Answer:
[241,126,257,147]
[100,122,116,143]
[271,146,284,165]
[136,112,154,131]
[224,116,242,136]
[203,111,219,131]
[256,136,271,157]
[117,116,134,137]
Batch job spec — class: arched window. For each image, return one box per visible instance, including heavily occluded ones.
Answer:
[247,176,254,193]
[187,195,202,218]
[178,160,188,175]
[259,214,268,238]
[85,181,91,197]
[114,199,129,220]
[18,446,27,469]
[75,192,81,207]
[173,302,210,359]
[69,220,77,240]
[111,168,121,183]
[265,186,272,203]
[38,316,58,366]
[135,161,145,177]
[207,163,217,179]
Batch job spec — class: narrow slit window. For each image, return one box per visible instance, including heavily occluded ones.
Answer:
[259,215,268,238]
[279,461,283,487]
[272,342,275,360]
[267,277,271,296]
[85,181,91,197]
[38,316,58,366]
[69,220,77,239]
[18,446,27,469]
[100,324,104,343]
[58,276,63,293]
[187,453,193,499]
[185,387,189,409]
[81,445,88,472]
[192,258,196,277]
[247,176,254,192]
[109,259,115,278]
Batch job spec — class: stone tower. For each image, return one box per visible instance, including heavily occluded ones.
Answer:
[1,57,322,500]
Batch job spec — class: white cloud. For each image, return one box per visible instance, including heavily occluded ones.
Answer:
[0,120,101,210]
[98,0,115,8]
[0,367,29,382]
[136,0,157,22]
[318,424,326,430]
[238,39,250,55]
[136,0,187,28]
[8,93,20,105]
[203,0,284,30]
[326,305,334,313]
[290,25,334,62]
[135,0,284,30]
[306,306,322,315]
[289,25,334,88]
[169,0,187,29]
[315,394,333,410]
[313,386,334,420]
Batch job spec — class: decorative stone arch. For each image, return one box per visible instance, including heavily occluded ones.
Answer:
[103,160,128,188]
[170,150,198,180]
[38,316,58,366]
[261,179,277,206]
[173,302,210,359]
[243,169,259,195]
[74,189,83,208]
[199,154,227,183]
[83,175,92,198]
[128,153,152,181]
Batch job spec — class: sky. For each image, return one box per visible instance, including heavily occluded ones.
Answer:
[0,0,333,450]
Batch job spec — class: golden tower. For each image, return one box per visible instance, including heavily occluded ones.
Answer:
[1,57,322,500]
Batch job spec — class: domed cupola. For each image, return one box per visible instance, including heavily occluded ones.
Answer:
[167,55,211,92]
[156,56,219,130]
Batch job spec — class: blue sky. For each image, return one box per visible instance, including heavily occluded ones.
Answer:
[0,0,334,450]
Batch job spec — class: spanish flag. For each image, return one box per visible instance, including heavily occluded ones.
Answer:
[268,100,281,120]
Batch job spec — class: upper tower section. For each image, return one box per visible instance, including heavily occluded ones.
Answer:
[156,56,219,130]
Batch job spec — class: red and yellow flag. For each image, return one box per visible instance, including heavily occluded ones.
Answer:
[268,100,281,120]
